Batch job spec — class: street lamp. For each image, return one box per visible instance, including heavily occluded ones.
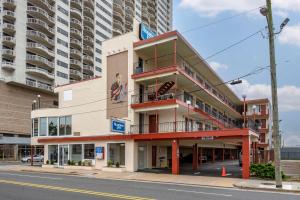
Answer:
[260,0,289,188]
[37,94,41,109]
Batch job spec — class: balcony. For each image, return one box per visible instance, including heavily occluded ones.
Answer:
[26,54,54,69]
[70,38,82,50]
[70,28,82,40]
[26,66,54,80]
[3,0,16,10]
[113,2,124,16]
[83,0,94,10]
[70,49,82,60]
[28,0,55,14]
[83,55,94,65]
[83,45,94,56]
[83,36,94,47]
[71,0,82,10]
[2,36,15,48]
[26,30,54,48]
[125,0,134,9]
[70,8,82,20]
[83,64,94,74]
[83,26,94,37]
[2,49,15,59]
[2,10,15,22]
[27,6,55,26]
[70,69,82,80]
[1,61,15,71]
[83,16,94,28]
[83,74,92,80]
[70,59,82,69]
[113,11,124,23]
[26,42,54,59]
[71,18,82,31]
[26,78,53,92]
[27,18,54,36]
[113,20,124,35]
[2,23,15,35]
[83,7,94,19]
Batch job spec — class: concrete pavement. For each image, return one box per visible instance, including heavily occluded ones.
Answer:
[0,170,299,200]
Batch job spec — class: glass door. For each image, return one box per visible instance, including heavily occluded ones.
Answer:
[138,145,147,169]
[59,145,69,166]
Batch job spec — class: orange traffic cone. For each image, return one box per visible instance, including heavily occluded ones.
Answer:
[221,166,227,177]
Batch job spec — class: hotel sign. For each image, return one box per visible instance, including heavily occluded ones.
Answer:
[139,23,157,40]
[111,119,126,133]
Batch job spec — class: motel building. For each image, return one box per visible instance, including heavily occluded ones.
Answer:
[31,22,271,179]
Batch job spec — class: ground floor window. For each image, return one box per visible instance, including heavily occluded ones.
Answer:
[108,143,125,166]
[84,144,95,159]
[70,144,82,162]
[48,145,58,163]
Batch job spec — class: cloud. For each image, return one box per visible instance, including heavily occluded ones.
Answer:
[284,134,300,147]
[209,61,228,71]
[179,0,300,17]
[279,24,300,47]
[230,80,300,112]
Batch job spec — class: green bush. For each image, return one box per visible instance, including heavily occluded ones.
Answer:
[78,161,82,166]
[107,160,113,167]
[46,160,49,165]
[115,162,120,168]
[67,160,71,165]
[250,163,285,179]
[50,160,54,165]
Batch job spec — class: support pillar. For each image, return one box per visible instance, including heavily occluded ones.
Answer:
[199,147,202,165]
[212,148,215,163]
[172,139,179,175]
[192,144,198,171]
[242,136,250,179]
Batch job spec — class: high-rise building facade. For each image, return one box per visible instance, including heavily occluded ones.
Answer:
[0,0,172,90]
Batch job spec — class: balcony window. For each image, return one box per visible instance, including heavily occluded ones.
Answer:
[59,116,72,136]
[39,117,47,136]
[204,104,211,114]
[48,117,58,136]
[195,99,204,110]
[184,92,193,105]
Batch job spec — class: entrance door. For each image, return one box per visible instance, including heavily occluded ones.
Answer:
[138,145,147,169]
[152,146,157,167]
[59,145,69,166]
[149,115,158,133]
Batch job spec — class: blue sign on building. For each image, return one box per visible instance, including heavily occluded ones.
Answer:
[139,23,157,40]
[111,119,126,133]
[96,147,103,154]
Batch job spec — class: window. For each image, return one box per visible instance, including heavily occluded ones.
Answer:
[32,118,38,137]
[57,60,68,68]
[59,116,72,136]
[48,117,58,136]
[57,27,68,37]
[58,5,69,16]
[60,0,69,5]
[84,144,95,159]
[57,38,68,47]
[183,92,193,105]
[57,71,68,79]
[95,67,102,72]
[95,57,102,63]
[57,49,68,58]
[39,117,47,136]
[70,144,82,162]
[63,90,72,101]
[57,16,69,26]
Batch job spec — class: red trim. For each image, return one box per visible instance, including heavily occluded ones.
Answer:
[131,66,177,79]
[133,31,178,48]
[257,143,269,148]
[244,98,269,104]
[131,98,177,109]
[37,128,252,143]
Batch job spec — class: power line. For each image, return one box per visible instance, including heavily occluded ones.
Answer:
[182,6,263,34]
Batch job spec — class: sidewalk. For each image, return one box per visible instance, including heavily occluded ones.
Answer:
[0,165,240,188]
[234,179,300,193]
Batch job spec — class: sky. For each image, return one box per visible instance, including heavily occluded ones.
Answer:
[173,0,300,146]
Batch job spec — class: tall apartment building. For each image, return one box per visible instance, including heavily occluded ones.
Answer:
[112,0,172,36]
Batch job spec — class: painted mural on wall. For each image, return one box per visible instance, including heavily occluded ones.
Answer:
[107,51,128,119]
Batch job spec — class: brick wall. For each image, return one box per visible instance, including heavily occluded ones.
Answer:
[0,81,57,136]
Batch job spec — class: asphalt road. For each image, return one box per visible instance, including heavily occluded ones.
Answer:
[0,170,299,200]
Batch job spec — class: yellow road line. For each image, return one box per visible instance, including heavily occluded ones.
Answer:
[0,179,156,200]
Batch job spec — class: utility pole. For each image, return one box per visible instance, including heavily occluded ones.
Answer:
[264,0,282,188]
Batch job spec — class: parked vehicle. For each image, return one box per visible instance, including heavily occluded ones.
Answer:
[21,155,44,163]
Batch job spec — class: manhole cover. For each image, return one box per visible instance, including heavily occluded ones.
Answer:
[261,182,275,186]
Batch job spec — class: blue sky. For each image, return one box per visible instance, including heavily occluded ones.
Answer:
[173,0,300,146]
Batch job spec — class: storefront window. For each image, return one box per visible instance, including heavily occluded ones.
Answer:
[84,144,95,159]
[48,145,58,163]
[70,144,82,162]
[48,117,58,136]
[108,143,125,166]
[39,117,47,136]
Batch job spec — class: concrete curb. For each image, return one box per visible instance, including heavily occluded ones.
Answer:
[233,183,300,194]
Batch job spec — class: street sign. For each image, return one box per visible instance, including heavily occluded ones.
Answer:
[111,119,126,133]
[139,23,157,40]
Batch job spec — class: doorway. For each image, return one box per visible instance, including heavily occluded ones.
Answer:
[149,115,158,133]
[59,145,69,166]
[138,145,147,169]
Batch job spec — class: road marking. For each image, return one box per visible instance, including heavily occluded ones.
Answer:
[168,188,233,197]
[0,172,62,180]
[0,179,155,200]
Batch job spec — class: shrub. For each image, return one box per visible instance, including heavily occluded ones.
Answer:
[250,163,285,179]
[67,160,71,165]
[107,160,113,167]
[46,160,49,165]
[78,161,82,166]
[50,160,54,165]
[71,160,76,165]
[115,162,120,168]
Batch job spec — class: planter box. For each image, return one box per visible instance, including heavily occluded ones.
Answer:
[102,167,127,172]
[63,165,94,170]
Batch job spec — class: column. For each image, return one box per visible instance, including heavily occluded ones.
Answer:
[172,139,179,175]
[212,148,215,163]
[242,136,250,179]
[192,144,198,170]
[199,147,202,165]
